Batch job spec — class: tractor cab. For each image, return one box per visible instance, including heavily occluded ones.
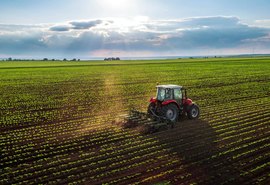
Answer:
[156,85,185,104]
[148,84,199,122]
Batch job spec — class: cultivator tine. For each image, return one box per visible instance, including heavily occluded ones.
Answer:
[119,108,174,133]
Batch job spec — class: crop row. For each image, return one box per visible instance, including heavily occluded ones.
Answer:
[1,59,269,184]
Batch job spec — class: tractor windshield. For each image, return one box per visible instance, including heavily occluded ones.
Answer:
[157,88,165,101]
[157,88,172,101]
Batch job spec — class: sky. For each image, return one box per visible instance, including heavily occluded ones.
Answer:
[0,0,270,59]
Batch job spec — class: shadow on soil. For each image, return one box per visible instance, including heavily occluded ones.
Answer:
[151,117,241,184]
[114,110,243,184]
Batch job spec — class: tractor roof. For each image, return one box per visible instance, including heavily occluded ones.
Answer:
[156,84,182,89]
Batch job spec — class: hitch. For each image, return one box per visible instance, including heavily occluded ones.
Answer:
[149,109,169,123]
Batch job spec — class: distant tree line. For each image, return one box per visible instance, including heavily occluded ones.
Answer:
[1,58,81,61]
[104,57,121,61]
[43,58,81,61]
[1,56,227,62]
[1,57,122,61]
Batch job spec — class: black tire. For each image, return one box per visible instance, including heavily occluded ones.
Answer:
[187,104,200,119]
[147,103,156,115]
[162,104,179,122]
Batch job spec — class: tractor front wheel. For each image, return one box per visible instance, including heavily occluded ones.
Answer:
[162,104,179,122]
[187,104,200,119]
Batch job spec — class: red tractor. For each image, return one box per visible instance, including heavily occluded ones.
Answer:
[147,84,200,123]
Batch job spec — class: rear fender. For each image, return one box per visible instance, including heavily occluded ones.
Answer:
[162,100,180,109]
[183,98,193,106]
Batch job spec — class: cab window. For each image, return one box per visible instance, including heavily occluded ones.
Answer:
[174,88,182,100]
[164,88,173,99]
[157,88,165,101]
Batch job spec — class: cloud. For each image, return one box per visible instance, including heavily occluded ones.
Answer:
[66,31,106,52]
[0,16,270,58]
[180,16,241,28]
[70,20,103,30]
[49,19,108,32]
[0,24,43,32]
[50,25,70,32]
[161,22,267,49]
[254,19,270,28]
[0,32,46,55]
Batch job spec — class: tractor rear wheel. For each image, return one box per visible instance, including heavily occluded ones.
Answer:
[162,104,179,122]
[147,103,156,115]
[187,104,200,119]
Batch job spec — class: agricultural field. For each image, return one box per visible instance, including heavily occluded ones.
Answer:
[0,57,269,184]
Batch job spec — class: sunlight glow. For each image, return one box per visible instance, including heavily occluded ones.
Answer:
[98,0,132,10]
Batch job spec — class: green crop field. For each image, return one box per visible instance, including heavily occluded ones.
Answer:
[1,58,270,184]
